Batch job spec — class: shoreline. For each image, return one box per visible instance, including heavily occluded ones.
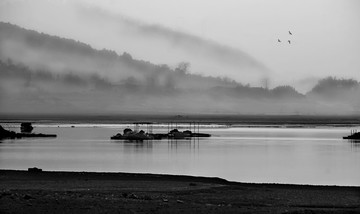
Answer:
[1,169,359,188]
[1,170,360,213]
[1,114,360,126]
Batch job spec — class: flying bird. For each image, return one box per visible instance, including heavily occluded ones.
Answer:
[289,31,292,35]
[288,40,291,44]
[278,39,281,42]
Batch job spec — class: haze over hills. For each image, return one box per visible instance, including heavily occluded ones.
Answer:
[0,22,360,115]
[0,0,270,86]
[0,22,241,90]
[2,0,360,93]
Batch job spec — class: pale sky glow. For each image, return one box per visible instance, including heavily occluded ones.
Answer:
[1,0,359,91]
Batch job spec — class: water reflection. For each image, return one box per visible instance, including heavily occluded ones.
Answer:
[166,138,200,154]
[348,139,360,144]
[122,140,153,153]
[112,138,201,154]
[347,139,360,150]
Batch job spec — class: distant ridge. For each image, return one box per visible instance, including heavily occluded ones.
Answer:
[0,21,238,89]
[0,22,359,115]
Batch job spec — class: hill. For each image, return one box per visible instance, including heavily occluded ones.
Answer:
[1,22,359,115]
[0,22,237,90]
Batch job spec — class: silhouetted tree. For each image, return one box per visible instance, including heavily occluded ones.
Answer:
[122,52,133,61]
[62,73,87,86]
[175,62,190,75]
[272,85,303,98]
[89,73,112,90]
[309,77,359,96]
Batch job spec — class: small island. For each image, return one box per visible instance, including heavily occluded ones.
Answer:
[343,130,360,140]
[111,128,211,140]
[0,124,57,139]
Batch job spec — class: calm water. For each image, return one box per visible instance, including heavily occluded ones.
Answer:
[1,123,360,186]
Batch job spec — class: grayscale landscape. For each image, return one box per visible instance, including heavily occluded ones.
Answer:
[0,0,360,213]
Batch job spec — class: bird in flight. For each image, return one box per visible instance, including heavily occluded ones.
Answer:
[288,40,291,44]
[278,39,281,42]
[289,31,292,35]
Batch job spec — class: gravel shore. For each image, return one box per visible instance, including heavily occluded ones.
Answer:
[1,170,359,213]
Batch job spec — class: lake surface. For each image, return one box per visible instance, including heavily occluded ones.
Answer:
[1,123,360,186]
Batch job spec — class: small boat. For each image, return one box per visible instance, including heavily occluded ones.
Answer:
[343,131,360,139]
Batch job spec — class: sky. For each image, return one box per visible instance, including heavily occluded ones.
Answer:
[1,0,360,92]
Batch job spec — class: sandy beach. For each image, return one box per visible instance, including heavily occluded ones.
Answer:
[1,170,359,214]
